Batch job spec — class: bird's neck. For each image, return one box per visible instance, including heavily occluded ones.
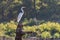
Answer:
[21,8,24,13]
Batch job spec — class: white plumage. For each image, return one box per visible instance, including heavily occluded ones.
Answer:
[17,7,25,23]
[17,12,24,23]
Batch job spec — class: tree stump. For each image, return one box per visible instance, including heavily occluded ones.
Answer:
[15,24,25,40]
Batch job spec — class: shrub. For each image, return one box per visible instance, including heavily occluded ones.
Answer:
[41,31,52,38]
[53,33,60,38]
[23,21,60,38]
[0,21,60,38]
[0,21,17,37]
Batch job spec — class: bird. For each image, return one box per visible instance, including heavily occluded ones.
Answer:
[16,7,26,40]
[17,7,25,23]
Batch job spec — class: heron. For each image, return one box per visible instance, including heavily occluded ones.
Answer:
[15,7,25,40]
[17,7,25,23]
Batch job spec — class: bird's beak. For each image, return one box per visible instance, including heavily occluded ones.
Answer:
[22,7,26,9]
[23,7,26,8]
[23,6,26,8]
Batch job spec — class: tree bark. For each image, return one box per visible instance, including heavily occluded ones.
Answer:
[15,24,24,40]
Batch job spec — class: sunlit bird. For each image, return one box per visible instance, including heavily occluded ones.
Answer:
[17,7,25,23]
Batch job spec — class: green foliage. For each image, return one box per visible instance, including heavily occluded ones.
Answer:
[41,31,52,38]
[0,21,60,38]
[53,33,60,38]
[0,21,17,37]
[0,0,60,22]
[23,21,60,38]
[23,18,45,26]
[0,0,60,39]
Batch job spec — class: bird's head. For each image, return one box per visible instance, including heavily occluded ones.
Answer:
[21,7,26,9]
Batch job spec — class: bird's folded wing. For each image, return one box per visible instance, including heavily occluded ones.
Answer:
[17,13,24,23]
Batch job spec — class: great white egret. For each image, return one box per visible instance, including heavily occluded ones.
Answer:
[16,7,25,40]
[17,7,25,23]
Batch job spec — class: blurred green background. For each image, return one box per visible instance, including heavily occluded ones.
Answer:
[0,0,60,38]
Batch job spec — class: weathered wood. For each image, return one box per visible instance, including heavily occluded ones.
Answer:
[15,24,25,40]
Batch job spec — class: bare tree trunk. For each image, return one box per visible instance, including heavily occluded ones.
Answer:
[15,23,24,40]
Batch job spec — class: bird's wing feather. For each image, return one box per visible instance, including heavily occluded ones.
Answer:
[17,13,24,23]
